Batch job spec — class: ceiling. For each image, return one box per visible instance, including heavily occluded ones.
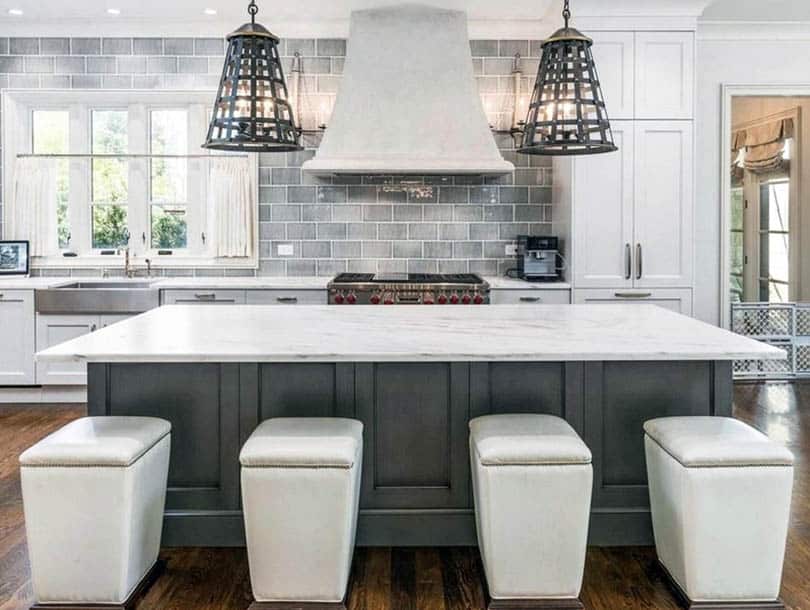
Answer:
[0,0,806,37]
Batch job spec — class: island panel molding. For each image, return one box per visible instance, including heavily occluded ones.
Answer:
[87,358,732,547]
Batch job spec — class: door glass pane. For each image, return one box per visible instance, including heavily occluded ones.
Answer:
[768,233,789,284]
[32,110,70,248]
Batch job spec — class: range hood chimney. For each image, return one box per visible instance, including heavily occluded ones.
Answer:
[302,5,514,176]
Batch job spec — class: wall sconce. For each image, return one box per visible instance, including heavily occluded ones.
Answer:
[509,53,529,147]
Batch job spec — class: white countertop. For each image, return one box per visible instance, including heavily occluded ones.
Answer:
[36,304,783,364]
[1,276,568,291]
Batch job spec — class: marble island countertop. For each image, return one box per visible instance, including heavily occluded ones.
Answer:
[36,304,783,364]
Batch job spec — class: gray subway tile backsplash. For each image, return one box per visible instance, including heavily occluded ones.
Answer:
[0,36,552,277]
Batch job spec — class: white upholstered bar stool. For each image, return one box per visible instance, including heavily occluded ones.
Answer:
[239,417,363,610]
[470,414,593,610]
[644,417,794,610]
[19,416,171,610]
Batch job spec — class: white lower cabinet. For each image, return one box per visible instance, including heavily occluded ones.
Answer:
[0,290,36,385]
[36,314,130,385]
[490,289,571,305]
[573,288,693,315]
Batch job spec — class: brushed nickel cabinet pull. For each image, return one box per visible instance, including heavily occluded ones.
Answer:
[520,296,541,303]
[636,243,643,280]
[276,296,298,303]
[90,323,97,332]
[194,293,216,300]
[614,292,652,299]
[625,243,631,280]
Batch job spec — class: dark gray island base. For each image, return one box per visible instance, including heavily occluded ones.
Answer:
[87,359,732,547]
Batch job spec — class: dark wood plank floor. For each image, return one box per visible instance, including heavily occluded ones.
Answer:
[1,383,808,610]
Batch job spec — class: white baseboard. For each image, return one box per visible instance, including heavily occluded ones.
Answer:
[0,386,86,404]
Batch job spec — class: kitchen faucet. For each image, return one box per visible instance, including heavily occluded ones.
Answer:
[116,246,135,278]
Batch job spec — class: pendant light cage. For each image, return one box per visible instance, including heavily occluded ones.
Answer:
[518,1,617,156]
[203,1,302,152]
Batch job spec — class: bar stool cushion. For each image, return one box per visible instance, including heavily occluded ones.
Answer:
[470,413,591,466]
[644,416,793,468]
[240,417,362,468]
[20,416,170,467]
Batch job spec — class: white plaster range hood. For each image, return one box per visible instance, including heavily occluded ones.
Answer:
[302,4,514,176]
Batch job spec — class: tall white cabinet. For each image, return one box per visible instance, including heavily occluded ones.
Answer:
[558,30,695,316]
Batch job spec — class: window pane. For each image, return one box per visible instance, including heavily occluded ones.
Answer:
[768,181,789,231]
[92,110,128,203]
[769,233,789,284]
[92,205,129,249]
[32,110,70,248]
[150,110,187,203]
[151,205,187,249]
[730,187,743,231]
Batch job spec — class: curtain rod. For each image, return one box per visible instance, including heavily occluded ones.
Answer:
[16,153,250,159]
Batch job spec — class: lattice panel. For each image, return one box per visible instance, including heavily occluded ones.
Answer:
[796,306,810,336]
[796,344,810,375]
[731,305,793,339]
[734,342,792,378]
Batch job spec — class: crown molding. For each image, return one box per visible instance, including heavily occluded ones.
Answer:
[698,20,810,41]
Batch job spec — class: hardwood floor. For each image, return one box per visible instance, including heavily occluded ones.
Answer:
[1,383,808,610]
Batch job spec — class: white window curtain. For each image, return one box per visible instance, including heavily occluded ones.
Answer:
[207,157,255,258]
[8,157,58,257]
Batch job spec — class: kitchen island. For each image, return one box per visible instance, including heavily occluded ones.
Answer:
[37,304,782,547]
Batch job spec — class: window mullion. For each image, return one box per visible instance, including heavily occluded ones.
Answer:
[70,104,90,254]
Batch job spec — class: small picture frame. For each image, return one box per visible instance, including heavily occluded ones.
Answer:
[0,240,30,276]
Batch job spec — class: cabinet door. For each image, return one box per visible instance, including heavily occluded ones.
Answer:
[572,121,634,288]
[589,31,634,120]
[0,290,35,385]
[633,121,694,288]
[573,288,693,316]
[634,32,694,120]
[161,289,246,305]
[100,314,131,328]
[36,314,99,385]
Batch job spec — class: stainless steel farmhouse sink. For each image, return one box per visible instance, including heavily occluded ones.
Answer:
[35,280,161,315]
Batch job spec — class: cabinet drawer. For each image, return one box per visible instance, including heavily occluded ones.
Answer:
[162,290,246,305]
[490,289,571,305]
[245,290,326,305]
[573,288,693,316]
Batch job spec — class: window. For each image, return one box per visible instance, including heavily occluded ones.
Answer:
[759,179,790,302]
[91,109,129,249]
[32,110,70,248]
[5,90,257,268]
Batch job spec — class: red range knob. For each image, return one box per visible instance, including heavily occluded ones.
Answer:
[423,298,434,305]
[370,294,381,304]
[449,294,460,304]
[334,293,345,304]
[473,294,485,304]
[461,294,472,304]
[346,293,357,304]
[437,294,448,304]
[383,297,395,305]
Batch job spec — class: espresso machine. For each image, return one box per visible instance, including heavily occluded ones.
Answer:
[516,235,562,281]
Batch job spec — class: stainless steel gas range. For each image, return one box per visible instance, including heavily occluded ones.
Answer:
[328,273,490,305]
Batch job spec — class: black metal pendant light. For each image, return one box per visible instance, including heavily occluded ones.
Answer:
[203,0,302,152]
[518,0,617,156]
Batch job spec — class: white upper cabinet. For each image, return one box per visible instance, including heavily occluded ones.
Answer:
[0,290,35,385]
[634,32,694,120]
[589,32,635,120]
[633,121,694,288]
[573,121,635,288]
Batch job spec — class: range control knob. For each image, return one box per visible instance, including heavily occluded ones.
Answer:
[370,293,381,305]
[437,294,448,305]
[461,293,472,304]
[473,293,485,305]
[334,293,345,304]
[423,293,435,305]
[383,294,395,305]
[346,293,357,304]
[449,293,460,304]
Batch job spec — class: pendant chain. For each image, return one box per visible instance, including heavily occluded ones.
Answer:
[562,0,571,28]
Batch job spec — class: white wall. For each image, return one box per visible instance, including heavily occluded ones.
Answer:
[695,32,810,324]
